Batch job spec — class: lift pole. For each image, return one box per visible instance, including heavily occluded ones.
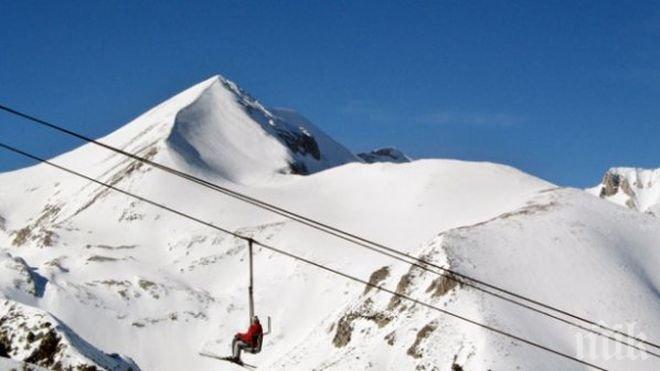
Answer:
[248,238,254,325]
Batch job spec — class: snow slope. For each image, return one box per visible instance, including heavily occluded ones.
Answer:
[266,188,660,371]
[0,75,658,371]
[588,167,660,215]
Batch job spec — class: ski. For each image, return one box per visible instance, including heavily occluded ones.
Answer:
[199,352,256,369]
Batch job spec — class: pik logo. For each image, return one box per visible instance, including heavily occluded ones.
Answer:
[575,322,651,361]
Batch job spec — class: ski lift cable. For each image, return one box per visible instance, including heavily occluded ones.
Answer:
[0,141,613,371]
[1,103,656,353]
[1,103,658,353]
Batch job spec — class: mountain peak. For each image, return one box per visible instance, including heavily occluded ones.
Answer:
[43,75,358,184]
[163,76,358,182]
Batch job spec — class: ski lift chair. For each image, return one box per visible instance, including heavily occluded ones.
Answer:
[244,316,270,355]
[244,334,263,354]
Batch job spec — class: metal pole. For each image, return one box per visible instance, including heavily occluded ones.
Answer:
[248,238,254,325]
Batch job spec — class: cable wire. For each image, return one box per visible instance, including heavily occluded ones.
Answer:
[0,141,612,371]
[1,103,658,355]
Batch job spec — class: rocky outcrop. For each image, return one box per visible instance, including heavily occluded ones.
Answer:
[591,168,660,214]
[332,299,392,348]
[407,322,437,359]
[0,300,139,371]
[363,266,390,295]
[599,172,635,198]
[357,148,411,164]
[11,204,61,248]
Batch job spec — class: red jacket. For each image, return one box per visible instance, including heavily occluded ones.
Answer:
[238,322,263,346]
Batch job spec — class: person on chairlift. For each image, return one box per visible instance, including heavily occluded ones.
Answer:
[231,316,264,363]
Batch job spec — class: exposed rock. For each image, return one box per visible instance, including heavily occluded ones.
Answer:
[384,331,396,346]
[43,258,69,273]
[426,274,459,298]
[593,168,660,212]
[0,299,139,370]
[387,272,414,311]
[130,311,207,328]
[407,322,437,359]
[600,171,636,199]
[333,300,392,348]
[11,204,61,248]
[12,227,31,247]
[358,147,411,164]
[363,266,390,295]
[86,256,118,263]
[287,161,309,175]
[273,126,321,161]
[86,280,132,300]
[600,172,622,198]
[137,279,160,299]
[23,328,61,368]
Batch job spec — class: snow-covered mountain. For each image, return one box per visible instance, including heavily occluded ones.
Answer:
[0,76,658,371]
[588,167,660,215]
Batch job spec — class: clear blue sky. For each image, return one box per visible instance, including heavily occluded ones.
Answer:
[1,1,659,187]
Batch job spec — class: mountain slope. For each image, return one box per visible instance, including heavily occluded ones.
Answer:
[267,188,660,371]
[0,76,658,371]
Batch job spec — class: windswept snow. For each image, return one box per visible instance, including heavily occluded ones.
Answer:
[0,75,658,370]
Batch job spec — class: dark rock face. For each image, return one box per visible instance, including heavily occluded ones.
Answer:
[23,329,61,369]
[600,171,636,198]
[274,124,322,175]
[332,299,392,348]
[287,161,309,175]
[363,266,390,295]
[273,124,322,161]
[600,172,622,197]
[223,78,326,175]
[599,171,638,210]
[358,148,411,164]
[407,322,437,359]
[0,300,139,371]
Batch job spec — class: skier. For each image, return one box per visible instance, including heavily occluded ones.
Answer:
[231,316,263,364]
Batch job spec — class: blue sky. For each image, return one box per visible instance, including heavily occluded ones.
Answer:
[1,1,659,187]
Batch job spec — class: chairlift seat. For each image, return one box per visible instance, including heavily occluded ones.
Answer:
[244,334,263,354]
